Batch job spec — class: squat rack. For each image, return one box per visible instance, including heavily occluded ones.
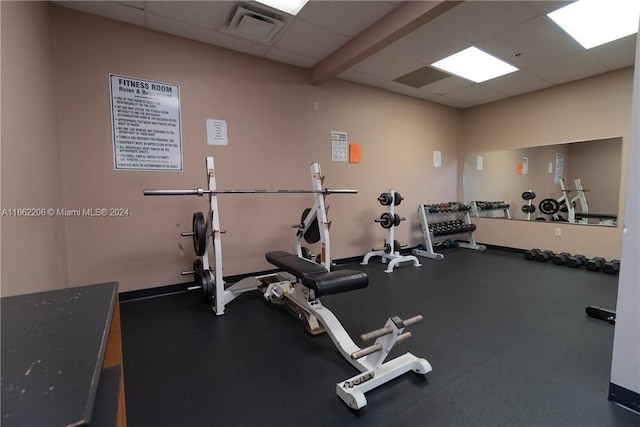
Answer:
[143,156,357,315]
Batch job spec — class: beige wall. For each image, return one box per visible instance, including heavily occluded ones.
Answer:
[462,68,633,259]
[48,7,461,292]
[1,3,634,295]
[1,1,68,297]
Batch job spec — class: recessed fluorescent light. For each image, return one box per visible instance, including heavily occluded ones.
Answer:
[548,0,640,49]
[256,0,309,16]
[431,47,518,83]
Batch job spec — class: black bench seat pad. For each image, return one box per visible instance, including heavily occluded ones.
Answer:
[265,251,368,297]
[265,251,328,278]
[302,271,368,297]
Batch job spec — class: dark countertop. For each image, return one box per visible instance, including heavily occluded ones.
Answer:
[1,282,118,427]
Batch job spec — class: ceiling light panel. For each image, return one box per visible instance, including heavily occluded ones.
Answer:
[431,47,518,83]
[547,0,640,49]
[256,0,309,16]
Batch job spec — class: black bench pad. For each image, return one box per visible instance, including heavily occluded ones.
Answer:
[302,271,368,297]
[265,251,368,297]
[265,251,328,278]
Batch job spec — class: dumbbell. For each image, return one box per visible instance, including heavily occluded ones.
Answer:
[522,204,536,213]
[535,250,554,262]
[585,257,606,271]
[551,252,571,265]
[522,191,536,200]
[566,254,587,268]
[603,259,620,274]
[524,248,541,260]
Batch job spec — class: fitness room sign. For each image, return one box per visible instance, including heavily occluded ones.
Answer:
[110,74,183,171]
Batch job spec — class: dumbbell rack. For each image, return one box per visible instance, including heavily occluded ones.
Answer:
[412,202,485,260]
[361,189,421,273]
[469,201,511,219]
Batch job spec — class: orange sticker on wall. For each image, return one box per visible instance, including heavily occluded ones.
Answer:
[516,161,524,175]
[349,143,361,164]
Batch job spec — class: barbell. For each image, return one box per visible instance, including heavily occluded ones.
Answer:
[144,188,358,196]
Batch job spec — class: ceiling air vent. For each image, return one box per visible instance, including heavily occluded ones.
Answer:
[225,5,286,44]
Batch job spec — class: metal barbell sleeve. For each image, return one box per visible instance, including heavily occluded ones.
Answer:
[350,332,413,360]
[359,315,423,342]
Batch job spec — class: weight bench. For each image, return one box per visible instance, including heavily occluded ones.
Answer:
[265,251,368,297]
[263,251,432,410]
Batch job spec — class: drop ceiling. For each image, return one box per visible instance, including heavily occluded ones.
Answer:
[51,1,637,109]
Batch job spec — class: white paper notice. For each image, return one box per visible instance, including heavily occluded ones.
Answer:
[331,130,348,162]
[476,155,484,171]
[433,151,442,168]
[555,153,564,183]
[206,119,228,145]
[110,74,182,171]
[522,157,529,175]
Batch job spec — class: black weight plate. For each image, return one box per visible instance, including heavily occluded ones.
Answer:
[393,240,401,253]
[192,212,207,256]
[539,198,560,215]
[378,193,392,206]
[378,212,393,229]
[301,208,321,244]
[201,270,213,305]
[301,246,312,260]
[393,214,402,227]
[393,192,403,206]
[522,191,536,200]
[193,259,204,284]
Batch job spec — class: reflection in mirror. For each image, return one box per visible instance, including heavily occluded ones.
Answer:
[463,137,622,226]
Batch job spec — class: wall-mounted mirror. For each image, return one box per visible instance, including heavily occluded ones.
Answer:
[463,137,622,226]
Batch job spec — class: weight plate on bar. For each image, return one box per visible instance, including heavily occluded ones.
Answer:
[378,192,392,206]
[301,208,320,244]
[192,212,207,256]
[521,191,536,200]
[539,198,560,215]
[378,212,393,229]
[393,192,404,206]
[193,259,204,283]
[200,270,214,305]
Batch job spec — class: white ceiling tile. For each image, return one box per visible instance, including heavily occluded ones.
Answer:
[379,81,468,105]
[145,1,235,30]
[337,69,388,87]
[265,47,318,68]
[481,69,552,96]
[296,1,398,37]
[588,34,637,70]
[527,50,610,84]
[52,1,145,26]
[444,84,510,105]
[423,75,473,95]
[146,13,270,57]
[477,15,583,68]
[274,19,349,59]
[417,91,474,109]
[433,1,538,43]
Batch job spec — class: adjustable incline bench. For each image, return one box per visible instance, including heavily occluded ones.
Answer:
[263,251,432,410]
